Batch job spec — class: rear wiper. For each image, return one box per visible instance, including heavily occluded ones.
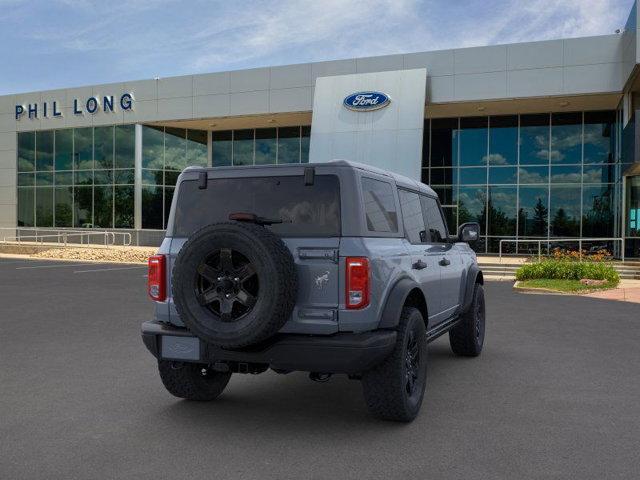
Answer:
[229,212,283,226]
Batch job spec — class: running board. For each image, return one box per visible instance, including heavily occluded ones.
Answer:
[426,316,461,343]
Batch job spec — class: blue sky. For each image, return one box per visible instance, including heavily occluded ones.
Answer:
[0,0,635,95]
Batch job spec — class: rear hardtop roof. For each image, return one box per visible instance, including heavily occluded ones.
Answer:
[184,159,437,197]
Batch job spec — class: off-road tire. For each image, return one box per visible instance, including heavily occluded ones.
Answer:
[449,283,485,356]
[362,307,427,422]
[158,360,231,401]
[172,222,297,348]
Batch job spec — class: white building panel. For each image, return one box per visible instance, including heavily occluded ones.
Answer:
[310,68,426,179]
[158,76,193,100]
[507,40,564,70]
[229,67,270,93]
[403,50,455,76]
[193,72,230,96]
[454,45,507,74]
[270,64,312,89]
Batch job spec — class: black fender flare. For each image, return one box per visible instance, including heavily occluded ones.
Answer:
[378,277,425,330]
[460,263,484,314]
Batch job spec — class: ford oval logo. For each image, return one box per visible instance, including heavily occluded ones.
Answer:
[343,91,391,111]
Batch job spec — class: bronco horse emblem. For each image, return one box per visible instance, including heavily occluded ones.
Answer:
[315,271,330,289]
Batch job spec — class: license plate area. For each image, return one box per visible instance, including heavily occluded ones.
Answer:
[161,335,200,361]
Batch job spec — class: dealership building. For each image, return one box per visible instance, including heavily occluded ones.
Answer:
[2,4,640,255]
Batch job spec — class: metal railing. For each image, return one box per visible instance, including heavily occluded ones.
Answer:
[0,228,132,248]
[498,238,625,262]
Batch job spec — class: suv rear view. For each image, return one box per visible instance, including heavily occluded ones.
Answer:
[142,161,485,422]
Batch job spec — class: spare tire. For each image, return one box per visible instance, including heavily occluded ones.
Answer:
[172,222,297,348]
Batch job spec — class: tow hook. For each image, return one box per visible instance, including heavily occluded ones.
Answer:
[309,372,332,383]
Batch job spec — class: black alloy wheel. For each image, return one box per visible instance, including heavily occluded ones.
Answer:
[405,329,421,397]
[195,248,259,322]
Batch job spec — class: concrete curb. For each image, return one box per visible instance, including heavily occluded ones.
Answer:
[512,281,567,295]
[512,280,619,296]
[484,275,515,281]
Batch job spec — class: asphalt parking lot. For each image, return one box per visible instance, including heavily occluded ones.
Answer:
[1,258,639,480]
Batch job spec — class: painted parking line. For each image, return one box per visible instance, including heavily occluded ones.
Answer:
[0,260,53,266]
[16,263,92,270]
[73,265,147,274]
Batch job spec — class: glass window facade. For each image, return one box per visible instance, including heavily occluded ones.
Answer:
[17,125,135,228]
[17,123,310,231]
[626,176,640,238]
[14,112,623,250]
[423,111,620,253]
[141,126,208,229]
[212,126,310,167]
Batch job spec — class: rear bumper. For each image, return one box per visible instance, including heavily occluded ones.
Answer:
[141,320,396,375]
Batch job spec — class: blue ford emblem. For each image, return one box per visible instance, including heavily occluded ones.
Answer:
[343,91,390,111]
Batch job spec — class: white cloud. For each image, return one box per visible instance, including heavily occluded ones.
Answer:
[454,0,631,47]
[550,170,582,182]
[483,153,508,165]
[2,0,634,92]
[19,1,636,62]
[188,0,426,70]
[552,131,582,149]
[519,167,547,183]
[549,150,565,162]
[583,167,606,183]
[187,0,633,70]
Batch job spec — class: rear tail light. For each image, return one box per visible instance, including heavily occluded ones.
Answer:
[346,257,370,309]
[148,255,166,301]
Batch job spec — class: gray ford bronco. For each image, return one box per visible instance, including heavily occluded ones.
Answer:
[142,160,485,422]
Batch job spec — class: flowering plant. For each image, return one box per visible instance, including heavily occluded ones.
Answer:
[549,248,612,263]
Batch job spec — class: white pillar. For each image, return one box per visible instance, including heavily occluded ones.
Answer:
[134,124,143,231]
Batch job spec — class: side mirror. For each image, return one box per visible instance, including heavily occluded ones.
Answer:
[457,222,480,243]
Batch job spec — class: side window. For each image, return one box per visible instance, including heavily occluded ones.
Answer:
[420,195,448,243]
[361,177,398,233]
[399,190,427,244]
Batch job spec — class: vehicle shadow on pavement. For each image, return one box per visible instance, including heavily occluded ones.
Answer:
[154,340,460,431]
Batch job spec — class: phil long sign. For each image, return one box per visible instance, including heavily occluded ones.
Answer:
[15,93,134,120]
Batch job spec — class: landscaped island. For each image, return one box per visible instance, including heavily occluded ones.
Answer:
[514,249,620,294]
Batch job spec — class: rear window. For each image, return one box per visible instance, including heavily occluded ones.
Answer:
[173,175,341,237]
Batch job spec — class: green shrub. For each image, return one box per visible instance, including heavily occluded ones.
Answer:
[515,260,619,285]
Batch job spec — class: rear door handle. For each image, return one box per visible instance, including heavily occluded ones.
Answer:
[412,259,428,270]
[439,257,451,266]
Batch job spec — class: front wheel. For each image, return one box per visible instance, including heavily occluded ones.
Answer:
[158,361,231,401]
[449,283,485,356]
[362,307,427,422]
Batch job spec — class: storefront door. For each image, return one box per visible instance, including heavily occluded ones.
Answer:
[624,175,640,257]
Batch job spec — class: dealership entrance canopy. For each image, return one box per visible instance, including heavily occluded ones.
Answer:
[2,3,640,256]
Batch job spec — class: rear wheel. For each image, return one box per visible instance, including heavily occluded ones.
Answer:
[449,283,485,356]
[158,360,231,401]
[362,307,427,422]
